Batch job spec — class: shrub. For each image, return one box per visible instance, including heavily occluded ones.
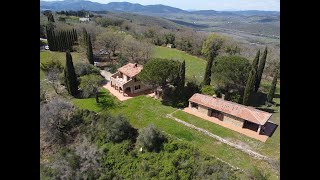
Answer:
[201,85,215,96]
[248,167,270,180]
[40,99,75,145]
[136,125,167,152]
[79,74,104,99]
[74,62,100,77]
[105,115,137,143]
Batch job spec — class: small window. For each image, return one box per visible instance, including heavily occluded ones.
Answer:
[135,85,141,90]
[134,78,139,82]
[191,102,198,109]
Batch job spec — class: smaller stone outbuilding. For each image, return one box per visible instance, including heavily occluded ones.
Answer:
[188,93,276,136]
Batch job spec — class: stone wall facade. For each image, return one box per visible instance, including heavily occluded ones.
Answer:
[222,114,245,128]
[197,105,209,115]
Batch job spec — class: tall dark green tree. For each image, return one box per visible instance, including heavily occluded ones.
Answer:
[174,60,186,96]
[64,50,79,96]
[242,50,261,105]
[255,47,268,92]
[252,50,260,71]
[86,35,94,65]
[201,33,225,85]
[82,28,88,46]
[203,57,215,86]
[73,28,78,42]
[47,13,55,23]
[243,68,256,105]
[267,69,279,103]
[179,60,185,88]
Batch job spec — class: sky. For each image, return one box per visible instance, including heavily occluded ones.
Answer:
[42,0,280,11]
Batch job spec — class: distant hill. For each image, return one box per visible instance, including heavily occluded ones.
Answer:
[40,1,279,17]
[190,10,237,16]
[230,10,280,16]
[40,1,186,14]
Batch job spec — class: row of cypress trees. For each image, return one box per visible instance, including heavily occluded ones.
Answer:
[46,26,78,52]
[82,28,94,65]
[243,47,279,105]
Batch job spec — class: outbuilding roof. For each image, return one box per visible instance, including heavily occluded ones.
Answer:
[189,93,272,125]
[118,63,143,77]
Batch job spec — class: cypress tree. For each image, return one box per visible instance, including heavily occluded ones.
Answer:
[70,30,74,44]
[252,50,260,71]
[47,13,55,23]
[178,60,186,96]
[83,28,88,46]
[267,69,279,103]
[63,31,67,51]
[70,30,74,50]
[64,50,78,96]
[179,60,186,88]
[45,26,52,50]
[66,30,70,50]
[203,54,214,85]
[58,31,63,51]
[74,29,78,43]
[86,35,94,65]
[243,68,256,105]
[51,30,57,51]
[54,31,59,51]
[255,47,268,92]
[62,31,67,51]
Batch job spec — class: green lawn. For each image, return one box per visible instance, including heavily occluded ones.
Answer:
[47,46,280,179]
[40,51,85,80]
[72,89,120,112]
[152,46,206,84]
[73,95,279,179]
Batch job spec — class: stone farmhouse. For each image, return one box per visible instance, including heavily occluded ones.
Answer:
[110,63,151,96]
[188,93,277,138]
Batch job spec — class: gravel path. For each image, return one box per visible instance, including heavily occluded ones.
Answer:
[100,70,112,81]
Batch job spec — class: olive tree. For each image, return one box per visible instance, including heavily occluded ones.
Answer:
[79,74,104,102]
[121,35,154,64]
[202,33,226,85]
[40,99,75,145]
[74,62,100,77]
[96,30,124,59]
[136,125,166,152]
[40,60,64,94]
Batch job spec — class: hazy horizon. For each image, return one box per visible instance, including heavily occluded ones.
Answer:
[41,0,280,11]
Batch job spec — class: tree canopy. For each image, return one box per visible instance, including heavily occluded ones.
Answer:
[138,58,179,89]
[136,125,166,152]
[79,74,104,99]
[211,55,251,94]
[202,33,225,85]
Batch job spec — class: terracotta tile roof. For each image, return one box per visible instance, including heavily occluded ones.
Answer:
[189,93,272,125]
[118,63,143,77]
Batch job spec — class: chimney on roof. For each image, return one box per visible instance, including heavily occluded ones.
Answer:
[134,63,138,67]
[221,94,225,100]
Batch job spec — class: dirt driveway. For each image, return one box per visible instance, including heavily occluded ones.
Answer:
[100,70,112,81]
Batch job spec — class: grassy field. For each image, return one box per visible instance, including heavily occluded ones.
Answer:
[40,51,86,80]
[43,46,280,179]
[73,94,279,179]
[72,89,120,112]
[152,46,206,84]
